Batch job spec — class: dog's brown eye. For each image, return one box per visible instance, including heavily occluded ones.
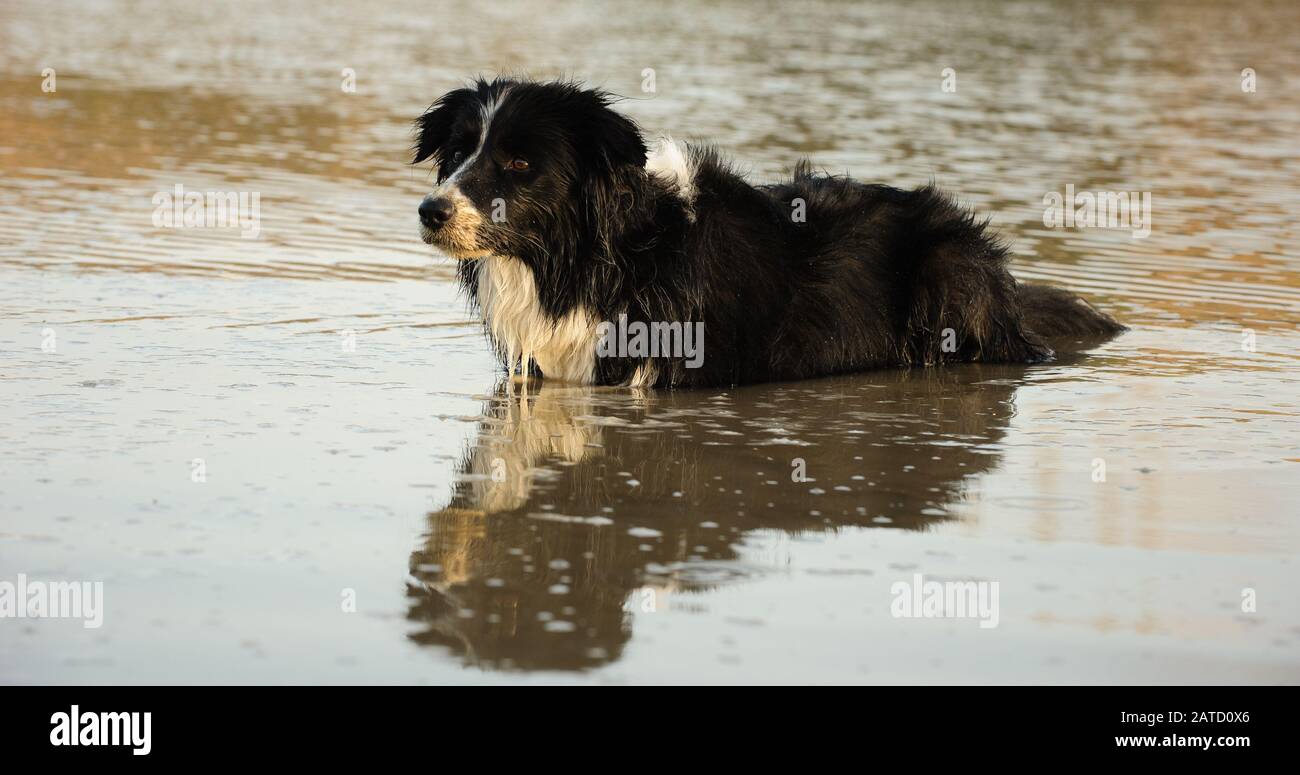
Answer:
[507,158,529,172]
[449,151,464,165]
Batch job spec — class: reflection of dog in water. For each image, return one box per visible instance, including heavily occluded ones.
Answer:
[407,366,1036,670]
[442,382,621,515]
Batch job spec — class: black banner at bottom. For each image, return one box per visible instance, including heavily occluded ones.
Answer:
[0,686,1285,762]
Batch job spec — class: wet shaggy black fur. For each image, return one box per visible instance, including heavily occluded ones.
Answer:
[413,77,1125,388]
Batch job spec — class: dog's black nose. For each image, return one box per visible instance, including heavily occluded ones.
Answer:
[419,196,454,229]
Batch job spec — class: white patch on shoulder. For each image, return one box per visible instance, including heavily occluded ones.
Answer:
[473,256,600,384]
[645,136,697,210]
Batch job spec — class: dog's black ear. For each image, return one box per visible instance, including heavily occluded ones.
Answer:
[412,88,473,164]
[570,90,651,259]
[579,91,647,172]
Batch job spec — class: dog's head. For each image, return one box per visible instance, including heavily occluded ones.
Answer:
[412,78,647,262]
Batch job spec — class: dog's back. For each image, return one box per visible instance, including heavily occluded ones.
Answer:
[745,162,1124,380]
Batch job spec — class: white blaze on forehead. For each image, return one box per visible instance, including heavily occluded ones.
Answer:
[436,86,511,193]
[645,136,696,205]
[427,86,510,256]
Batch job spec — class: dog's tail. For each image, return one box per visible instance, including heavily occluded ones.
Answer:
[1018,282,1126,341]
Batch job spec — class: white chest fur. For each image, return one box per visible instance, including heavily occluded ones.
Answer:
[473,255,599,383]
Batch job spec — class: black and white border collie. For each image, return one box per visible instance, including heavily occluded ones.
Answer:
[413,77,1123,388]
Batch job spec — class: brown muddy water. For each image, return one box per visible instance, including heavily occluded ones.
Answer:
[2,0,1299,684]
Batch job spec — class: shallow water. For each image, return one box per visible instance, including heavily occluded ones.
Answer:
[2,0,1298,683]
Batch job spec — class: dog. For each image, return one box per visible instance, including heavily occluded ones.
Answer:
[413,77,1124,388]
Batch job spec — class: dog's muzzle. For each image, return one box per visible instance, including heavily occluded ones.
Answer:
[417,188,485,257]
[418,195,454,232]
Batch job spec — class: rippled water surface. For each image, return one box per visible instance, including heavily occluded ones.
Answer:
[2,0,1298,683]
